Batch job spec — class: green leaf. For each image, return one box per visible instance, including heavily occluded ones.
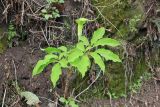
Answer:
[90,52,105,72]
[20,91,40,106]
[58,46,67,52]
[41,9,47,13]
[44,54,58,61]
[44,14,52,20]
[32,60,46,76]
[59,97,67,103]
[69,100,79,107]
[68,48,84,62]
[76,18,89,40]
[51,63,62,87]
[59,0,64,3]
[91,27,105,45]
[32,54,57,76]
[41,47,61,54]
[95,49,121,62]
[94,38,120,47]
[59,59,68,68]
[71,55,90,77]
[79,36,89,46]
[52,10,60,18]
[76,42,85,52]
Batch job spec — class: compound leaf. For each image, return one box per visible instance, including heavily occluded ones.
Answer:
[94,38,120,47]
[68,48,84,62]
[51,63,62,87]
[90,52,105,72]
[91,27,105,45]
[95,49,121,62]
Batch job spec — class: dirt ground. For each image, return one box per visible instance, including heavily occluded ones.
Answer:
[0,40,159,107]
[0,41,53,107]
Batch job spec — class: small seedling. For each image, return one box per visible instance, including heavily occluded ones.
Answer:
[59,97,78,107]
[41,7,60,20]
[41,0,64,20]
[7,22,16,47]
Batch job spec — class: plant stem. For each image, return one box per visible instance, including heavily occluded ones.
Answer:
[64,68,72,98]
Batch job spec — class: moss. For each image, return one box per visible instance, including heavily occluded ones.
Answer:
[74,56,149,100]
[102,56,148,98]
[92,0,144,38]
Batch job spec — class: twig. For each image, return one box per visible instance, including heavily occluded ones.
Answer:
[12,60,18,89]
[24,0,34,14]
[107,91,113,107]
[75,70,101,99]
[93,5,123,37]
[39,96,55,103]
[21,1,25,25]
[38,96,62,107]
[1,88,7,107]
[40,27,50,46]
[31,0,43,7]
[2,4,10,14]
[64,68,73,98]
[10,97,20,107]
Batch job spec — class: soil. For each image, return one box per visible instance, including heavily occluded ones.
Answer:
[0,33,160,107]
[0,41,54,107]
[0,42,160,107]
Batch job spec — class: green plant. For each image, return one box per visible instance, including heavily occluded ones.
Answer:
[107,90,127,99]
[59,97,78,107]
[7,22,16,47]
[32,18,121,105]
[41,7,60,20]
[129,72,152,93]
[41,0,64,20]
[129,15,141,32]
[129,78,142,93]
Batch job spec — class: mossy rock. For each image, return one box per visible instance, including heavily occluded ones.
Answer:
[92,0,144,38]
[105,56,148,98]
